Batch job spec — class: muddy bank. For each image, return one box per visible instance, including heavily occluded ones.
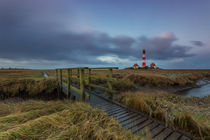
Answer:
[133,78,210,97]
[174,78,210,92]
[176,79,210,97]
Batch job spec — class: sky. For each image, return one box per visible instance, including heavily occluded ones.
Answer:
[0,0,210,69]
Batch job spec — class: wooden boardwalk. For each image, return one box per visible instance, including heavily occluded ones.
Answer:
[63,85,196,140]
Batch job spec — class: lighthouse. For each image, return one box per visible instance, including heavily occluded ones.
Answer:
[142,49,146,67]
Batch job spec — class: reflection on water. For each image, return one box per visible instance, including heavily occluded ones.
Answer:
[178,83,210,97]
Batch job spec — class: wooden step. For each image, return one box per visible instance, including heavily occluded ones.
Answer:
[165,132,182,140]
[125,117,148,129]
[149,125,165,138]
[131,119,153,133]
[153,128,173,140]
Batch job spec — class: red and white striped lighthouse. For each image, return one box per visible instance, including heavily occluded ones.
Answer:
[142,49,146,67]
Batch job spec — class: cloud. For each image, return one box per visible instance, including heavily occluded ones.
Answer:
[191,41,204,47]
[137,33,194,60]
[97,55,130,63]
[0,0,196,68]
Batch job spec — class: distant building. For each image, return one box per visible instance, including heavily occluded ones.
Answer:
[142,49,146,67]
[133,63,139,69]
[150,63,157,69]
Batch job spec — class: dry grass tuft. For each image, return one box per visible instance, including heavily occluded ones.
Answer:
[0,100,147,140]
[0,79,59,100]
[116,92,210,139]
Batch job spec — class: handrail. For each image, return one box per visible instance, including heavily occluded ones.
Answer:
[56,67,119,101]
[90,67,118,69]
[56,67,88,70]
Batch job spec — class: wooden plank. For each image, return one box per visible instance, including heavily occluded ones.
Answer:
[125,117,147,129]
[62,67,88,70]
[98,105,119,112]
[60,69,63,95]
[112,111,130,119]
[165,132,182,140]
[96,103,115,108]
[103,106,122,113]
[132,119,153,133]
[135,122,159,135]
[87,69,91,90]
[107,68,113,99]
[109,109,127,116]
[150,125,165,138]
[62,83,89,99]
[153,128,173,140]
[179,135,191,140]
[106,106,122,112]
[121,115,142,126]
[88,84,117,94]
[118,113,138,123]
[90,67,118,69]
[79,68,85,101]
[77,68,80,79]
[67,69,71,99]
[115,112,135,120]
[56,69,58,82]
[107,109,125,116]
[90,75,117,82]
[98,105,119,110]
[105,106,123,111]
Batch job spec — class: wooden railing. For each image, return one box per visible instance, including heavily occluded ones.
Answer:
[56,67,118,101]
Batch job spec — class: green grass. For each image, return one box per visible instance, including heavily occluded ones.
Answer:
[0,100,148,140]
[0,69,47,81]
[116,92,210,140]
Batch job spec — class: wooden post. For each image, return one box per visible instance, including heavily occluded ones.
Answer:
[77,69,80,79]
[56,69,58,82]
[56,69,59,97]
[79,68,85,101]
[107,69,113,99]
[60,69,63,95]
[77,69,80,86]
[87,69,91,90]
[67,69,72,99]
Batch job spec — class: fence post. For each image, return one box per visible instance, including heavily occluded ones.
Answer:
[87,69,91,90]
[67,69,71,99]
[77,69,80,86]
[79,68,85,101]
[56,69,59,97]
[60,69,63,96]
[107,69,113,99]
[77,69,80,79]
[56,69,58,82]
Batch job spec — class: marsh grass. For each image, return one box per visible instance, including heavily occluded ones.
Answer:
[0,100,148,140]
[116,92,210,139]
[0,79,59,100]
[0,69,46,81]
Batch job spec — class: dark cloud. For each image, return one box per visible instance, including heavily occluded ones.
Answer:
[137,33,194,60]
[0,0,195,66]
[191,41,204,47]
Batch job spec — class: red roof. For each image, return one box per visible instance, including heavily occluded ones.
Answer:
[150,63,156,67]
[133,63,139,67]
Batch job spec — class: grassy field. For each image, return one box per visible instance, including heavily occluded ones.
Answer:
[116,92,210,139]
[0,69,148,139]
[1,69,210,139]
[49,69,210,93]
[0,69,46,81]
[0,69,59,100]
[107,69,210,91]
[0,100,147,140]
